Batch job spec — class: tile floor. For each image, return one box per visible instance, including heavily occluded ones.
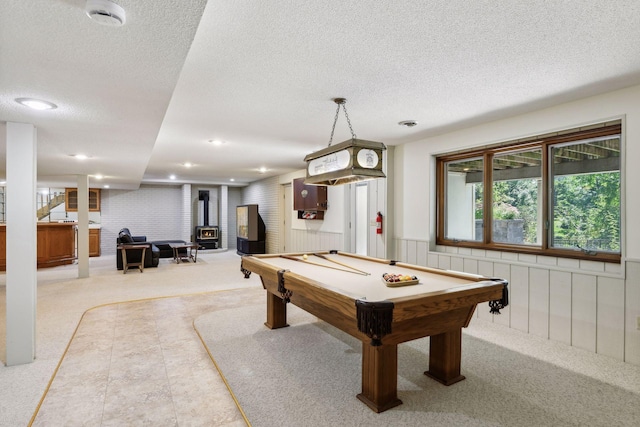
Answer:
[30,288,262,426]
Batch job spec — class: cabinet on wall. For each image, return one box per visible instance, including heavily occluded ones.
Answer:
[293,178,327,220]
[65,188,101,212]
[89,228,101,257]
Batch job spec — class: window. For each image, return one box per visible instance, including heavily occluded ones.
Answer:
[443,157,483,242]
[550,137,620,253]
[492,148,541,245]
[437,122,621,262]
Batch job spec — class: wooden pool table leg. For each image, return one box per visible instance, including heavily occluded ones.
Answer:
[424,328,466,385]
[357,342,402,413]
[265,291,288,329]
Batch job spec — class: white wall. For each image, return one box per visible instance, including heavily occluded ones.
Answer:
[241,176,281,254]
[393,84,640,365]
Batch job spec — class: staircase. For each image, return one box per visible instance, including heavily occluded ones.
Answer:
[37,194,66,220]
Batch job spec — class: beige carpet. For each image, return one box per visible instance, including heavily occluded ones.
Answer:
[196,300,640,427]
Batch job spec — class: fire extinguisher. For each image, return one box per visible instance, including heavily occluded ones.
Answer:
[376,212,383,235]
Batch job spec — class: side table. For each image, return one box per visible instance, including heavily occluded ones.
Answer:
[168,242,198,263]
[118,244,150,273]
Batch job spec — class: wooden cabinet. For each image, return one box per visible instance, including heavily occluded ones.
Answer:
[37,223,76,268]
[65,188,101,212]
[0,223,76,271]
[293,178,327,220]
[89,228,101,257]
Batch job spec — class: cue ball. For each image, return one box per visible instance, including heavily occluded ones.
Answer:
[303,254,308,260]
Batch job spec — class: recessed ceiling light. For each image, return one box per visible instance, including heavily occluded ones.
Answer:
[230,178,235,182]
[259,167,267,174]
[398,120,418,127]
[183,162,193,168]
[209,139,225,146]
[169,174,176,180]
[15,98,57,111]
[103,184,110,188]
[72,154,89,160]
[94,174,104,180]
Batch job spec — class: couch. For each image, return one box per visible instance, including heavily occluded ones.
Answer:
[116,228,188,270]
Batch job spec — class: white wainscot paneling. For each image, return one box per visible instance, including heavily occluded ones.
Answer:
[492,263,511,327]
[471,249,486,258]
[558,257,580,269]
[290,229,343,253]
[416,241,428,266]
[571,274,597,353]
[596,277,625,361]
[406,240,418,264]
[320,232,343,251]
[444,246,458,254]
[427,253,439,268]
[528,268,550,339]
[438,254,451,270]
[510,265,529,332]
[549,270,572,346]
[605,263,622,275]
[463,258,478,275]
[396,240,407,263]
[458,247,472,256]
[579,260,605,273]
[451,256,464,273]
[501,252,518,261]
[625,261,640,365]
[477,260,495,322]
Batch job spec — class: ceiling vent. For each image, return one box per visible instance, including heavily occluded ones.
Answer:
[85,0,126,26]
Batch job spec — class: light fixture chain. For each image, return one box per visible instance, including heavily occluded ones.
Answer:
[328,102,341,146]
[341,103,357,141]
[328,100,357,147]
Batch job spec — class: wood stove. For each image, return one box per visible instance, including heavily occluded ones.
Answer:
[195,225,219,249]
[195,190,220,249]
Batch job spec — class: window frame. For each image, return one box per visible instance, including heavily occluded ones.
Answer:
[436,123,622,263]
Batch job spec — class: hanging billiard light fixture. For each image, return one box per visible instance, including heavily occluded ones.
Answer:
[304,98,386,186]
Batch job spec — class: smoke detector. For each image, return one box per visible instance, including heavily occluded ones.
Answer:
[85,0,126,26]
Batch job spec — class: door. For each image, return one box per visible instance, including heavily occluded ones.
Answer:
[355,183,368,256]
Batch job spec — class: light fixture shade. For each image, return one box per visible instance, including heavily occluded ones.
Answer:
[304,139,386,186]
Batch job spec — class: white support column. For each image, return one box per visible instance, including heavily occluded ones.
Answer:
[6,122,37,365]
[77,175,89,278]
[182,184,192,242]
[221,185,228,249]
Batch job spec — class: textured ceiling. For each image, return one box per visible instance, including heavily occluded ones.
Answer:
[2,1,640,189]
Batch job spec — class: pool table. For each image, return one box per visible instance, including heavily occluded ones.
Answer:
[240,250,508,413]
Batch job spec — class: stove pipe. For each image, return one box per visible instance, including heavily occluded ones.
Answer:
[199,190,210,226]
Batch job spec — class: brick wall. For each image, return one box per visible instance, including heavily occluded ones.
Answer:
[241,176,280,253]
[100,185,183,255]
